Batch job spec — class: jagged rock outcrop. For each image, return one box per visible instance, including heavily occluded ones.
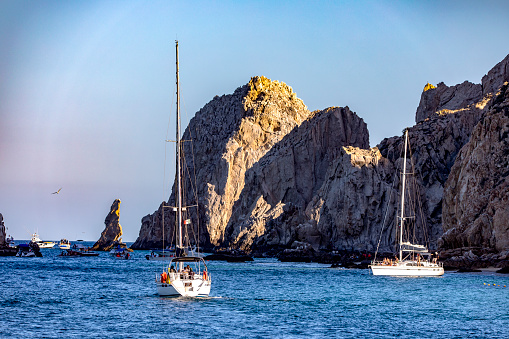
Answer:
[92,199,123,251]
[415,81,482,123]
[482,54,509,96]
[439,82,509,268]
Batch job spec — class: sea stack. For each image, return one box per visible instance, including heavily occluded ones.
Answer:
[0,213,17,256]
[0,213,6,246]
[92,199,123,251]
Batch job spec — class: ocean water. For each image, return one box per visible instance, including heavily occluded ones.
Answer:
[1,243,508,338]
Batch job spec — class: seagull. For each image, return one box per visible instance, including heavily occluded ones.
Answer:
[52,188,62,194]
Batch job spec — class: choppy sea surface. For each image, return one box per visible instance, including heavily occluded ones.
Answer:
[1,242,508,338]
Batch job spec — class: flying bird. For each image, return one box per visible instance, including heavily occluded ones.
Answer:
[52,188,62,195]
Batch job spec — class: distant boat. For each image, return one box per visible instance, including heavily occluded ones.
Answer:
[109,241,133,260]
[146,246,204,261]
[59,239,71,250]
[146,248,175,261]
[70,244,100,257]
[16,242,42,257]
[155,41,211,297]
[6,235,16,248]
[31,233,56,249]
[370,129,444,276]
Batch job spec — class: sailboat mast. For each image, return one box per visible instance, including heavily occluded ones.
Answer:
[176,40,183,249]
[399,129,408,262]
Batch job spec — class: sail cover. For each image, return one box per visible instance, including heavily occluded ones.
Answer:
[400,242,428,253]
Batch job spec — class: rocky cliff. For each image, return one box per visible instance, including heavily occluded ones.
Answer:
[439,82,509,268]
[92,199,123,251]
[133,54,509,264]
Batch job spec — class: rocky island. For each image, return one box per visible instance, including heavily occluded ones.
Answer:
[132,54,509,271]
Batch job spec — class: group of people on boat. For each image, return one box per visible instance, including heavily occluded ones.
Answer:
[381,257,399,266]
[379,253,440,267]
[161,264,196,284]
[115,252,130,259]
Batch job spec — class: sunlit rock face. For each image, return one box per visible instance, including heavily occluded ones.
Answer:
[132,76,314,249]
[92,199,123,251]
[441,82,509,253]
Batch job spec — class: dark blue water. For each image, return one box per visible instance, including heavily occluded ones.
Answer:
[1,243,508,338]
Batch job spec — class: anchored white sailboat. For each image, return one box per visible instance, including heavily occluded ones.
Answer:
[155,40,211,297]
[370,129,444,276]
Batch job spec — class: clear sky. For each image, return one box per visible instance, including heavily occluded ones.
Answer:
[1,0,508,242]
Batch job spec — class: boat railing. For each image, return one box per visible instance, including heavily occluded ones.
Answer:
[371,259,443,267]
[156,271,210,283]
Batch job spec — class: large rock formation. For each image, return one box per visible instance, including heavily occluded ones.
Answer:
[439,82,509,268]
[132,76,368,249]
[133,54,509,263]
[92,199,123,251]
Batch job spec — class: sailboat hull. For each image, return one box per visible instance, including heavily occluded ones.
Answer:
[156,276,211,297]
[371,262,444,276]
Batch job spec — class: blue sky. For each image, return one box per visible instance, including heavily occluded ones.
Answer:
[1,0,508,241]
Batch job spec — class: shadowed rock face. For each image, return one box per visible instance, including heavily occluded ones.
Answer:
[482,54,509,97]
[92,199,123,251]
[415,81,482,123]
[225,106,369,252]
[441,82,509,252]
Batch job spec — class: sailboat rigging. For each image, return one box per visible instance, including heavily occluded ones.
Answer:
[370,129,444,276]
[155,40,211,297]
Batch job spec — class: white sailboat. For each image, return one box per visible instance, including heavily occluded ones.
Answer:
[155,40,211,297]
[370,129,444,276]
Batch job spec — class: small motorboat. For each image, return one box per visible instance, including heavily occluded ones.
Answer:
[59,239,71,249]
[146,248,175,261]
[109,240,133,259]
[71,244,100,257]
[16,242,42,257]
